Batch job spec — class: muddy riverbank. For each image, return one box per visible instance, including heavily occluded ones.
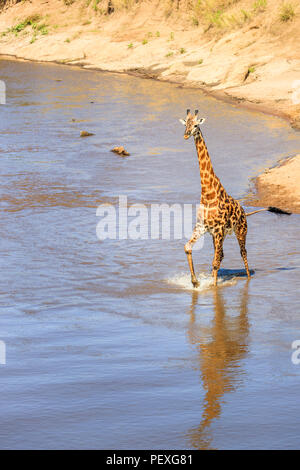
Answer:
[250,154,300,213]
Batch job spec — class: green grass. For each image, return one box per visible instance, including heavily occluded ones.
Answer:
[252,0,267,12]
[9,14,42,34]
[33,23,48,35]
[142,38,148,45]
[127,42,133,48]
[208,9,224,27]
[192,0,266,31]
[279,3,295,22]
[93,0,101,11]
[179,47,186,54]
[241,9,251,21]
[244,66,256,80]
[165,51,174,57]
[2,15,49,40]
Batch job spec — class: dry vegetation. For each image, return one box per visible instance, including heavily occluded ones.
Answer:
[0,0,299,38]
[0,0,299,128]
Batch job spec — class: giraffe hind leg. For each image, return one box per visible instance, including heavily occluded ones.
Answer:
[235,221,251,279]
[212,231,225,286]
[212,236,224,263]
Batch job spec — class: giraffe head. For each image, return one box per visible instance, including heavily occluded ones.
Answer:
[179,109,206,139]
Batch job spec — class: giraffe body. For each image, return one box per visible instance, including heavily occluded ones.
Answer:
[180,110,250,287]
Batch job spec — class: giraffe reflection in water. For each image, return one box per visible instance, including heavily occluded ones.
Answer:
[186,280,250,449]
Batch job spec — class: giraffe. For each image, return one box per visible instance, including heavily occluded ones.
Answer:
[179,109,250,287]
[179,109,291,287]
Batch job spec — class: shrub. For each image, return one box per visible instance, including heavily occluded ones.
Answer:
[252,0,267,12]
[279,3,295,22]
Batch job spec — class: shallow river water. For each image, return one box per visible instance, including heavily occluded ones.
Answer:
[0,58,300,449]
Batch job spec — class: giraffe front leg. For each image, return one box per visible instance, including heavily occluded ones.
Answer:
[184,243,199,288]
[184,223,206,288]
[212,231,225,286]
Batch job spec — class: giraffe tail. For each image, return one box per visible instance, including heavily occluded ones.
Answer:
[246,206,292,217]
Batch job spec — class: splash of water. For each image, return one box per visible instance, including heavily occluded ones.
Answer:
[166,272,238,291]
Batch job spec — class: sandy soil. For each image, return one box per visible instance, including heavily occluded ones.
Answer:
[0,0,299,211]
[0,1,300,124]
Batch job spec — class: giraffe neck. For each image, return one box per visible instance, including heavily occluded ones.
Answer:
[194,130,225,205]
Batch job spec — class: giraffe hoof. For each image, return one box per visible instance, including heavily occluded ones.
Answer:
[192,279,199,288]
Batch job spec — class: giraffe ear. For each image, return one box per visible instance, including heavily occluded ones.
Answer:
[198,118,206,125]
[179,119,186,125]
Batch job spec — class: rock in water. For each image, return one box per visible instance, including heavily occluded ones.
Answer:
[111,146,130,156]
[80,131,94,137]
